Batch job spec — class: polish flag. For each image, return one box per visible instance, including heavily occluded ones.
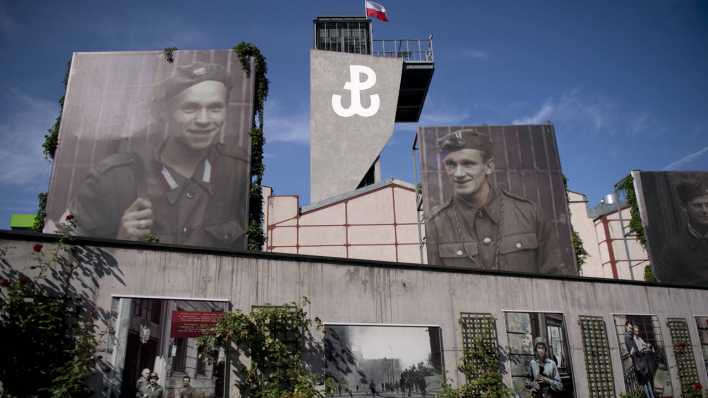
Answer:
[365,0,389,22]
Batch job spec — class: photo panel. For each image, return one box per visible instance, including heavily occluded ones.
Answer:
[45,50,254,250]
[695,317,708,379]
[323,324,444,397]
[418,125,576,276]
[612,315,673,397]
[107,297,229,398]
[503,312,575,397]
[634,171,708,287]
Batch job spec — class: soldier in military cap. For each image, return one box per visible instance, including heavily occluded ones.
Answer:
[425,129,562,274]
[70,62,248,249]
[654,179,708,286]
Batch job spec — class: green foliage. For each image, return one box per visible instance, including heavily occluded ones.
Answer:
[199,298,328,398]
[440,337,512,398]
[684,383,705,398]
[644,264,657,283]
[33,191,48,232]
[162,47,178,63]
[42,61,70,160]
[571,229,588,271]
[615,174,646,247]
[0,221,101,397]
[233,43,269,251]
[233,42,269,129]
[563,175,589,272]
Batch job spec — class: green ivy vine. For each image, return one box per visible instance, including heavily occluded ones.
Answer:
[615,174,646,247]
[36,60,71,232]
[234,42,269,251]
[162,47,177,63]
[563,175,589,272]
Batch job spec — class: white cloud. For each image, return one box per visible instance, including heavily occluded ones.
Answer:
[460,49,489,60]
[0,91,57,187]
[512,102,554,125]
[512,89,617,131]
[663,145,708,170]
[263,101,309,144]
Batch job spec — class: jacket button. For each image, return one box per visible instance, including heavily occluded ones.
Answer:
[482,237,492,245]
[186,192,194,199]
[456,250,463,256]
[515,242,523,249]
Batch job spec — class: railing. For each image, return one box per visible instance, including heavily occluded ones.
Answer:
[373,37,434,62]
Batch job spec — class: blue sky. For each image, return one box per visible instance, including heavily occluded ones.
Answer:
[1,0,707,229]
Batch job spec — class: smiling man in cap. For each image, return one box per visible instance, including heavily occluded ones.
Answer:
[70,62,248,249]
[425,128,561,274]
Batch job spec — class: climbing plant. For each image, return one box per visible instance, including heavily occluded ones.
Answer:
[615,174,646,247]
[234,42,269,251]
[35,60,71,232]
[199,298,334,398]
[563,176,589,271]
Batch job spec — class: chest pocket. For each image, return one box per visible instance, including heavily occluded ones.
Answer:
[499,233,538,254]
[438,241,479,260]
[205,219,245,247]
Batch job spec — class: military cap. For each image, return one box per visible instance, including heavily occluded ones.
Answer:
[438,129,493,157]
[155,62,232,102]
[533,336,548,348]
[676,180,708,203]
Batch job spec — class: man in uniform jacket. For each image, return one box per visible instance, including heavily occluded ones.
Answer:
[426,129,562,274]
[70,62,248,249]
[655,179,708,286]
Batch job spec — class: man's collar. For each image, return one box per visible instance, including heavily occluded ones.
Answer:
[454,189,500,224]
[687,221,708,240]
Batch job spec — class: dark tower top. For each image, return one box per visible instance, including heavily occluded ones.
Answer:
[314,17,372,55]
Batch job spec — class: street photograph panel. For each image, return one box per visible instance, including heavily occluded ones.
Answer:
[107,297,229,398]
[612,315,673,397]
[695,317,708,379]
[323,324,444,397]
[44,50,254,250]
[418,125,575,276]
[634,171,708,287]
[503,312,575,397]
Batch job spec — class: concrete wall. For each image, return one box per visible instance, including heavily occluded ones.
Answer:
[2,233,706,397]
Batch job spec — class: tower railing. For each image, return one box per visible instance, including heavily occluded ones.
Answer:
[372,37,434,62]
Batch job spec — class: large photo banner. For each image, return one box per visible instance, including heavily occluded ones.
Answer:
[44,50,254,250]
[633,171,708,286]
[418,125,575,275]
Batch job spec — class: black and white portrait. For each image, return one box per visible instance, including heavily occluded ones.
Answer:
[44,50,253,250]
[635,171,708,287]
[613,315,671,398]
[418,125,575,276]
[106,297,229,398]
[504,312,575,397]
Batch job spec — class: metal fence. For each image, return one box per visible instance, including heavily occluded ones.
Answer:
[373,37,434,62]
